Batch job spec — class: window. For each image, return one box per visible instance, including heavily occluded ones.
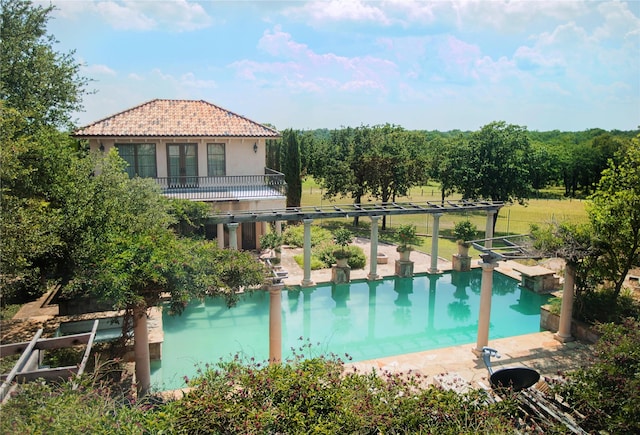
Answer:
[207,143,225,176]
[115,144,157,178]
[167,144,198,187]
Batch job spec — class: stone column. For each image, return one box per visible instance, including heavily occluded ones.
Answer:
[473,256,498,355]
[368,216,381,280]
[227,223,239,250]
[429,213,443,273]
[217,223,224,248]
[555,262,576,343]
[269,283,284,364]
[301,219,314,287]
[275,220,282,235]
[133,305,151,397]
[485,210,497,249]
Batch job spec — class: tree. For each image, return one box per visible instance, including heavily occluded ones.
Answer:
[0,107,80,299]
[362,126,427,228]
[454,121,532,230]
[280,129,302,209]
[427,134,471,204]
[0,0,89,130]
[62,150,267,396]
[587,138,640,297]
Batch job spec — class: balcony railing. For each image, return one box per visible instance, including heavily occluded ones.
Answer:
[154,168,287,201]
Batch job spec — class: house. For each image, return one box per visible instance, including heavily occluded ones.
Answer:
[74,99,285,250]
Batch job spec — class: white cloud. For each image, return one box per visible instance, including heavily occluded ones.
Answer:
[50,0,212,31]
[594,0,640,40]
[81,63,117,76]
[233,26,397,95]
[283,0,391,25]
[179,72,217,89]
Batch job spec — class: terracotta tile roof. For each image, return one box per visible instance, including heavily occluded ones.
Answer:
[74,99,280,138]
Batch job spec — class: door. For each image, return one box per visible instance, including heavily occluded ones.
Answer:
[241,223,257,250]
[167,144,197,187]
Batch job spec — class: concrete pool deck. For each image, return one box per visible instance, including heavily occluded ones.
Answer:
[276,238,593,389]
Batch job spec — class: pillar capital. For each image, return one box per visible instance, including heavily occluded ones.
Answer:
[303,218,314,225]
[227,222,239,229]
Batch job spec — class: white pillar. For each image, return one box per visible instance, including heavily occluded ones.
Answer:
[484,210,496,249]
[269,283,283,363]
[473,257,497,354]
[555,262,576,343]
[133,305,151,397]
[217,223,224,248]
[275,220,282,235]
[429,213,443,273]
[227,223,239,250]
[301,219,314,287]
[368,216,381,280]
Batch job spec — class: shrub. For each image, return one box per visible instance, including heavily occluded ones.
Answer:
[166,350,519,434]
[553,318,640,434]
[574,288,640,324]
[396,224,419,252]
[282,225,333,248]
[316,244,366,269]
[453,220,478,246]
[259,232,282,253]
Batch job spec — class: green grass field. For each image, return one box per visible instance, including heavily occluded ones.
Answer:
[299,178,588,259]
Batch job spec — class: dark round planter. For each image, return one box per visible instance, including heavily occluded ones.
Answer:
[490,367,540,392]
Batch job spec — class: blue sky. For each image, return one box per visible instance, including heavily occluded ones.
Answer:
[45,0,640,132]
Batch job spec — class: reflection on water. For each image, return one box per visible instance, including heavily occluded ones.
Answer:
[152,270,549,390]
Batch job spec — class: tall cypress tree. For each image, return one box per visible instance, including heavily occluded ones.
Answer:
[280,129,302,209]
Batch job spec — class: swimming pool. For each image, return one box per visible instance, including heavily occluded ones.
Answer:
[151,270,548,390]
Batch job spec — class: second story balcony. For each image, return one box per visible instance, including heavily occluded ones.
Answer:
[155,168,287,202]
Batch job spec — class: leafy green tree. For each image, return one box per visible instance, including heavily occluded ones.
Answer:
[528,141,560,193]
[454,121,532,229]
[280,129,302,209]
[362,126,428,228]
[0,107,80,299]
[0,0,89,130]
[60,151,267,396]
[427,134,471,204]
[587,138,640,297]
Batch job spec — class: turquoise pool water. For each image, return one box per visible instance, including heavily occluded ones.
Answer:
[151,270,548,390]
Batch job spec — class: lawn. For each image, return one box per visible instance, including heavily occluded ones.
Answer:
[299,178,588,259]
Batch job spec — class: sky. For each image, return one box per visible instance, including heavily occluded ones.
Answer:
[44,0,640,132]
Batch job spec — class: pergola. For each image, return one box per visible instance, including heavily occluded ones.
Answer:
[468,237,577,356]
[207,200,504,285]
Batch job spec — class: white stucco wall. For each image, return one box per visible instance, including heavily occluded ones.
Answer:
[84,137,267,178]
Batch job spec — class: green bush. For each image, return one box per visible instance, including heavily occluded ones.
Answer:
[282,224,333,248]
[293,253,326,270]
[574,288,640,324]
[165,350,518,434]
[0,348,529,434]
[552,318,640,434]
[316,244,366,269]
